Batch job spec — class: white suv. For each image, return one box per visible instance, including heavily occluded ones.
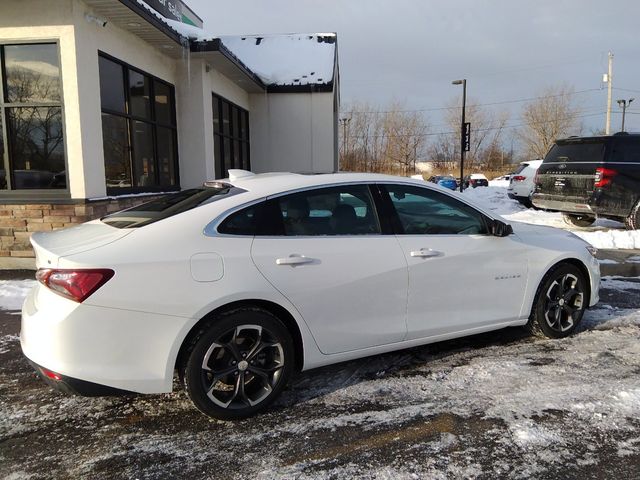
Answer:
[508,160,543,207]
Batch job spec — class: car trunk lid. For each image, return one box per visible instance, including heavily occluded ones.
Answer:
[535,139,607,200]
[30,220,134,268]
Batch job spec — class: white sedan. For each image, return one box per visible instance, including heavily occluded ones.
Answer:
[21,171,600,419]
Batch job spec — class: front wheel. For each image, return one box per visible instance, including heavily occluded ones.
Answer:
[563,213,596,228]
[182,308,294,420]
[527,264,587,338]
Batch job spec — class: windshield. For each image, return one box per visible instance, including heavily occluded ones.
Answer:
[102,186,246,228]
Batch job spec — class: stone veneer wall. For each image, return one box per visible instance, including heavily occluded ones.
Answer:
[0,195,166,269]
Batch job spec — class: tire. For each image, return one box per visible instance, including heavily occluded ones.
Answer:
[624,201,640,230]
[526,263,588,339]
[562,213,596,228]
[181,307,294,420]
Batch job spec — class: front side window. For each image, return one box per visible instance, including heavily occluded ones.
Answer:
[0,43,66,190]
[384,184,487,235]
[98,54,178,193]
[213,94,249,178]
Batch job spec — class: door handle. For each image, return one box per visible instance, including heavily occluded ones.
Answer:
[410,249,443,258]
[276,255,316,266]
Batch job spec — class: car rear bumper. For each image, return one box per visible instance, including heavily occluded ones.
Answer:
[26,358,135,396]
[531,194,595,215]
[20,283,190,394]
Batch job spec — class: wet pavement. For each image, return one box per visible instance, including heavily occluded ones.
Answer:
[1,257,640,479]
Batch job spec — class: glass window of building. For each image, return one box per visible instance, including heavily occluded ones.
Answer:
[212,94,250,178]
[98,53,179,193]
[0,43,66,190]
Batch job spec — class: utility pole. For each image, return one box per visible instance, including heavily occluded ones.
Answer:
[605,52,614,135]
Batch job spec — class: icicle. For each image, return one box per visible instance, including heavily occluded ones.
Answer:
[180,36,191,87]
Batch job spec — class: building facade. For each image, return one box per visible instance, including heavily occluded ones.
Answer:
[0,0,339,268]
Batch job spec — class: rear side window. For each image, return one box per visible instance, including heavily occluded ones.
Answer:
[277,185,381,236]
[544,142,605,163]
[217,205,257,235]
[102,186,245,228]
[610,138,640,163]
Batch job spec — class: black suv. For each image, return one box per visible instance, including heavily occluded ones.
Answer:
[532,133,640,229]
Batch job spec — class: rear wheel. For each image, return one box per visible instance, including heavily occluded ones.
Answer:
[182,308,294,420]
[563,213,596,228]
[527,264,587,338]
[624,201,640,230]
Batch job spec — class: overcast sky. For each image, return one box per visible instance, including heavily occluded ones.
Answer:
[189,0,640,139]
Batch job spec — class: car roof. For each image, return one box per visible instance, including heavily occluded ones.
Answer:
[220,171,431,197]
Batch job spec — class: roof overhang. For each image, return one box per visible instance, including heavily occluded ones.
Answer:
[83,0,187,58]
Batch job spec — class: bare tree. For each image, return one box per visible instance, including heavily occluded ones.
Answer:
[518,84,582,159]
[340,101,429,175]
[443,97,510,170]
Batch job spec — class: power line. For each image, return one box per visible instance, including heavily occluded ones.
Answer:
[342,88,601,115]
[345,111,605,140]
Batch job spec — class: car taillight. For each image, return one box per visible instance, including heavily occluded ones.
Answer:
[512,175,526,182]
[594,167,617,188]
[36,268,114,303]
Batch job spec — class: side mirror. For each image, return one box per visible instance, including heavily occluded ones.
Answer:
[490,219,513,237]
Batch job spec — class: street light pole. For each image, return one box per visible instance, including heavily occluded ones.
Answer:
[617,98,634,132]
[452,79,467,192]
[339,117,351,169]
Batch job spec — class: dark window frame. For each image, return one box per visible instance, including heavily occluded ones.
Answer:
[99,51,179,196]
[0,41,69,194]
[212,93,250,179]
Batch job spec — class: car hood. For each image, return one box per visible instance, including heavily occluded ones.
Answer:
[508,220,588,245]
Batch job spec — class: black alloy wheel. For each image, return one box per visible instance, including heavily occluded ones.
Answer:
[182,308,294,420]
[528,264,587,338]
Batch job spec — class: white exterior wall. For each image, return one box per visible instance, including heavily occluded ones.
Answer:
[178,59,250,187]
[249,91,337,174]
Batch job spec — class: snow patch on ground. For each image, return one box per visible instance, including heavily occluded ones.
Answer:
[0,280,35,311]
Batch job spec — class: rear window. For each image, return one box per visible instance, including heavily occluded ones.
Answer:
[513,164,528,174]
[102,186,246,228]
[544,141,605,163]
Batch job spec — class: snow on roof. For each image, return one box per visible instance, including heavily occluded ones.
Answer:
[216,34,336,87]
[132,1,336,88]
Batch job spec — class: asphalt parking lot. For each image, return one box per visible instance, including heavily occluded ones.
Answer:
[2,257,640,479]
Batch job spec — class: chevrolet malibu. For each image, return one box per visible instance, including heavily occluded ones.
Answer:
[21,171,600,419]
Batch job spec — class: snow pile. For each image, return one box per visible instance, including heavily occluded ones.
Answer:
[0,280,35,311]
[458,186,524,216]
[573,229,640,249]
[488,179,510,188]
